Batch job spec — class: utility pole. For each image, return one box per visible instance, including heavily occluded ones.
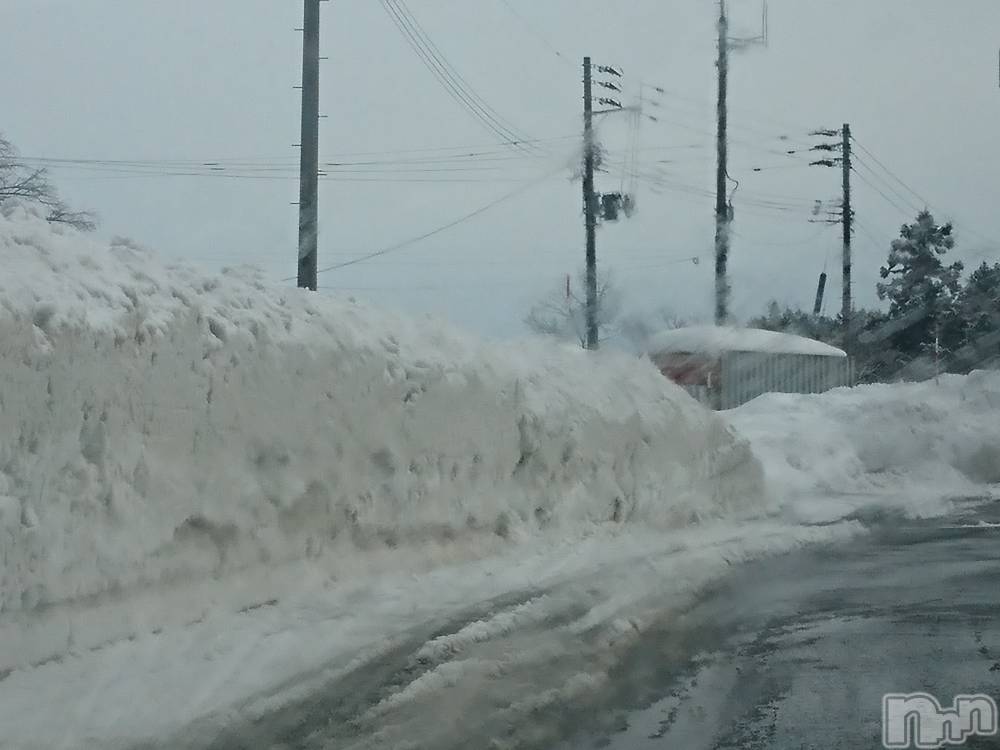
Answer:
[297,0,321,291]
[574,58,626,350]
[813,272,828,316]
[714,1,730,326]
[810,124,854,347]
[582,56,599,350]
[712,0,767,326]
[841,123,852,341]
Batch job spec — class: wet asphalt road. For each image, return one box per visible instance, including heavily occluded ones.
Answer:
[174,499,1000,750]
[585,500,1000,750]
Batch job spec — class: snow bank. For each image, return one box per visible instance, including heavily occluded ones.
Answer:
[729,372,1000,521]
[0,205,764,670]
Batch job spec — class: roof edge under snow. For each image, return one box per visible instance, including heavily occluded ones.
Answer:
[647,326,848,358]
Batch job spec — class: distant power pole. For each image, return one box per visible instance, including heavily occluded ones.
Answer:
[582,56,599,350]
[809,123,854,346]
[841,123,853,339]
[297,0,321,291]
[714,2,730,326]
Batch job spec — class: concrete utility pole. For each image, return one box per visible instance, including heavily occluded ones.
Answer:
[813,271,828,316]
[297,0,321,291]
[841,123,853,340]
[582,56,599,350]
[809,123,853,343]
[712,0,767,325]
[714,1,730,326]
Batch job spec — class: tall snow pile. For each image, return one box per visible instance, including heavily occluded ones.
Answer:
[0,205,763,668]
[730,372,1000,520]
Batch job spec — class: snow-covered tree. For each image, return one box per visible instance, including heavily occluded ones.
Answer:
[952,261,1000,371]
[876,211,964,364]
[958,262,1000,338]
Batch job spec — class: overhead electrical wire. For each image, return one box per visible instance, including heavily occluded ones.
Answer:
[16,138,578,172]
[309,133,577,160]
[731,223,834,248]
[23,163,550,184]
[853,217,892,255]
[380,0,539,154]
[495,0,573,68]
[644,85,820,150]
[850,135,997,254]
[849,137,932,209]
[629,169,816,215]
[851,157,922,214]
[17,137,581,182]
[641,112,813,164]
[278,166,563,280]
[851,166,917,218]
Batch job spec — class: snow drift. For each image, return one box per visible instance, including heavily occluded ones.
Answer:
[0,205,764,670]
[729,372,1000,520]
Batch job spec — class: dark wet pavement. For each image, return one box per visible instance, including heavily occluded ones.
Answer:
[587,501,1000,750]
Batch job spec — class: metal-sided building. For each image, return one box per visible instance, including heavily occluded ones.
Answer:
[648,326,852,410]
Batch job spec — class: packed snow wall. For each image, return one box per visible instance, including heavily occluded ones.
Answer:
[0,206,764,627]
[730,372,1000,518]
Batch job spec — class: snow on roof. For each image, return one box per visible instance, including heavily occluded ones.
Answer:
[647,326,847,358]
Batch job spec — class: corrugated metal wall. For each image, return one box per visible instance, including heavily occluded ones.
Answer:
[671,354,852,409]
[718,353,853,409]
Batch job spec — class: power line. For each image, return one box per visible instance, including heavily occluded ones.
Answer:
[314,134,576,159]
[393,0,532,145]
[279,167,562,280]
[380,0,538,153]
[34,166,551,184]
[382,0,520,148]
[637,80,821,150]
[495,0,573,67]
[640,111,814,165]
[849,136,931,208]
[630,171,815,214]
[731,223,833,248]
[853,217,890,254]
[22,151,563,182]
[615,256,705,274]
[851,165,915,218]
[851,156,922,214]
[850,135,998,251]
[653,98,815,150]
[22,138,725,177]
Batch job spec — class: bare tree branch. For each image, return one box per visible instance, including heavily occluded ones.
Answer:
[525,269,622,348]
[0,133,97,231]
[45,205,98,232]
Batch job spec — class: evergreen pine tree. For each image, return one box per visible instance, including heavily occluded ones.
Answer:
[953,261,1000,370]
[876,211,964,369]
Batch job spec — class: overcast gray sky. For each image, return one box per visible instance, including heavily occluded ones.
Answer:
[3,0,999,338]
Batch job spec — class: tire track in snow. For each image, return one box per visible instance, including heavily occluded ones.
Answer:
[190,588,557,750]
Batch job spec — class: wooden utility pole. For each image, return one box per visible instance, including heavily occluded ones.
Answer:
[714,1,730,326]
[841,123,853,340]
[297,0,321,291]
[582,57,599,350]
